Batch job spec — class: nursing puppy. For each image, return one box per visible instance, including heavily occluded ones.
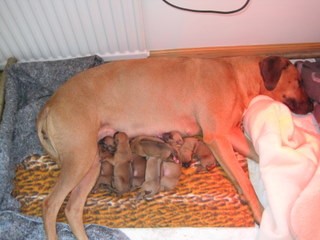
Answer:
[195,140,218,171]
[131,154,147,190]
[92,136,116,192]
[110,132,132,194]
[163,131,217,170]
[92,136,115,192]
[92,160,113,192]
[160,160,181,191]
[37,56,313,239]
[130,136,174,199]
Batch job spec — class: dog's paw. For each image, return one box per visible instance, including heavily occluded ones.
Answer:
[137,180,160,200]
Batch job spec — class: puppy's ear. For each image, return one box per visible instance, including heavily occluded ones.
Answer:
[259,56,290,90]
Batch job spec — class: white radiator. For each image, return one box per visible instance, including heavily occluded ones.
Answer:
[0,0,149,68]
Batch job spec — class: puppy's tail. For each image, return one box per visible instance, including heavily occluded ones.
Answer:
[37,105,59,161]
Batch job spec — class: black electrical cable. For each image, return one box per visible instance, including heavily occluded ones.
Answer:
[161,0,251,14]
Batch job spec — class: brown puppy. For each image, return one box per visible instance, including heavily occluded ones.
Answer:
[160,160,181,191]
[130,136,174,159]
[111,132,132,194]
[162,131,184,157]
[92,136,115,192]
[131,154,147,190]
[37,56,313,239]
[139,156,162,199]
[193,140,218,171]
[178,136,199,166]
[130,136,174,199]
[99,136,116,155]
[164,131,217,170]
[92,161,113,192]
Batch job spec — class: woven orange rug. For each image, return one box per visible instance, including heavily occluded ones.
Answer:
[12,153,254,228]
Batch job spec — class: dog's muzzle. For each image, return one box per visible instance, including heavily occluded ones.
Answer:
[284,97,314,115]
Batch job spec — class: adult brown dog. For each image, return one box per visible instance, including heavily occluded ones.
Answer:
[37,56,313,240]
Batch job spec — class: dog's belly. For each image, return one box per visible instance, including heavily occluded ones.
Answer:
[98,112,201,139]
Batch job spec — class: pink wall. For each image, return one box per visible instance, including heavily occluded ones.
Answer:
[141,0,320,50]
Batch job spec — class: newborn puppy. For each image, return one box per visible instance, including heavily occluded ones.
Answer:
[163,131,217,171]
[130,136,169,157]
[112,132,132,194]
[162,131,184,152]
[181,137,217,171]
[140,156,162,199]
[92,136,115,192]
[131,154,146,190]
[179,137,197,165]
[162,131,184,163]
[93,161,113,192]
[193,140,217,171]
[130,136,174,199]
[160,160,181,191]
[100,136,116,155]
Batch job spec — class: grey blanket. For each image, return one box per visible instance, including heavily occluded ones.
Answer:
[0,56,130,240]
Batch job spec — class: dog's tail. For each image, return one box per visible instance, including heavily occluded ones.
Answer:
[37,105,59,161]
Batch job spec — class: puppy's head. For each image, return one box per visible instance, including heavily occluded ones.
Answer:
[162,131,184,146]
[98,136,116,157]
[259,56,313,114]
[114,131,129,145]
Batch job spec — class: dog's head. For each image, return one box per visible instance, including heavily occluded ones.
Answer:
[259,56,313,114]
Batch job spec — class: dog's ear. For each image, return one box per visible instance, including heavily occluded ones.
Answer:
[259,56,290,90]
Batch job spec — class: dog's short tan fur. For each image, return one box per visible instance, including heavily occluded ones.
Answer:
[37,56,313,239]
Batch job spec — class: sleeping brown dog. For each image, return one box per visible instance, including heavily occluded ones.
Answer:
[37,56,313,239]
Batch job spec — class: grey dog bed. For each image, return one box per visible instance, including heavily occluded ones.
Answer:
[0,56,130,240]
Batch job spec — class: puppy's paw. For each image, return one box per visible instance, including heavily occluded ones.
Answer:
[137,180,160,200]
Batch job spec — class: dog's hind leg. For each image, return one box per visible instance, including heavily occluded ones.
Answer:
[64,155,101,240]
[43,169,79,240]
[42,134,100,240]
[203,134,263,224]
[43,156,96,240]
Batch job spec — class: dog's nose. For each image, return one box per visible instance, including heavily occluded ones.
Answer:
[288,97,314,115]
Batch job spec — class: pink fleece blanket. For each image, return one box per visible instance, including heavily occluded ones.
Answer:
[243,95,320,240]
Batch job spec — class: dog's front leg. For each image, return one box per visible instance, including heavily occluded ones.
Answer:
[204,134,263,224]
[228,127,259,162]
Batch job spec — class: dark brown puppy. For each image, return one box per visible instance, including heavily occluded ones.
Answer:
[111,132,132,194]
[92,136,115,192]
